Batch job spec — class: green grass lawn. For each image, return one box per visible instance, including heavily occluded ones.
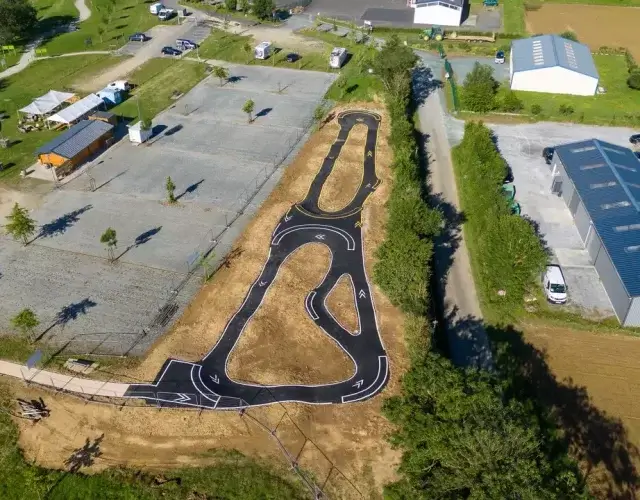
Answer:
[41,0,161,55]
[198,30,334,72]
[0,55,124,183]
[503,0,525,33]
[111,58,207,120]
[32,0,78,22]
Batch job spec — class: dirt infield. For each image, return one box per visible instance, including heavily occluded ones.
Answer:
[13,103,407,498]
[520,321,640,498]
[326,274,360,334]
[525,4,640,60]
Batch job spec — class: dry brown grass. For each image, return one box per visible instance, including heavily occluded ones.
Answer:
[317,123,367,212]
[326,274,360,334]
[226,243,356,385]
[12,103,407,498]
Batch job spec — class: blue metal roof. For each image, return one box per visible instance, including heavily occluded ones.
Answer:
[555,139,640,296]
[511,35,599,79]
[37,119,113,159]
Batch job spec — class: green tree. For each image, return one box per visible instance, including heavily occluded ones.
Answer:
[166,176,176,203]
[100,227,118,262]
[239,0,250,11]
[373,34,417,98]
[531,103,542,115]
[559,30,578,42]
[461,62,499,112]
[313,102,329,127]
[97,24,106,43]
[212,65,229,86]
[252,0,274,20]
[627,72,640,90]
[225,0,237,10]
[4,202,36,245]
[0,0,37,45]
[501,90,524,112]
[10,308,39,340]
[242,99,255,123]
[243,41,253,62]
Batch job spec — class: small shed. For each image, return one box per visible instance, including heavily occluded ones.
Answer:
[510,35,599,96]
[37,119,114,172]
[96,87,124,106]
[89,110,117,125]
[408,0,465,26]
[128,121,152,144]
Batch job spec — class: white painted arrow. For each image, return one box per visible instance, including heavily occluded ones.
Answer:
[259,281,268,287]
[353,380,364,389]
[358,290,366,299]
[315,234,326,240]
[284,212,293,222]
[174,393,191,403]
[210,374,220,384]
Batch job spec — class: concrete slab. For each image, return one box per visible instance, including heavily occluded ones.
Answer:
[562,267,614,318]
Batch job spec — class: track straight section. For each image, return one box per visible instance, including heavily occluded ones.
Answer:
[125,111,389,409]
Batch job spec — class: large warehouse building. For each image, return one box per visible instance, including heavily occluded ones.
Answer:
[407,0,464,26]
[510,35,599,96]
[551,139,640,326]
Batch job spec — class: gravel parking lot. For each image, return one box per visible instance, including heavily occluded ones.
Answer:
[445,118,638,317]
[0,65,335,355]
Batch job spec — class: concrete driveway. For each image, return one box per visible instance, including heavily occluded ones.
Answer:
[417,50,509,83]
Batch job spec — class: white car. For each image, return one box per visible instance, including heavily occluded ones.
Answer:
[494,50,505,64]
[543,265,568,304]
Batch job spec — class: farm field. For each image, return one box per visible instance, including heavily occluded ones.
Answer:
[525,4,640,60]
[518,321,640,498]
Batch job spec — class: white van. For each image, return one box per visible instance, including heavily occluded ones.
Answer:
[329,47,347,69]
[149,2,164,14]
[543,265,568,304]
[254,41,272,60]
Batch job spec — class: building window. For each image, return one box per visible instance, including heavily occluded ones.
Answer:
[570,146,596,153]
[615,224,640,232]
[601,201,632,210]
[589,181,617,189]
[624,245,640,253]
[579,163,606,170]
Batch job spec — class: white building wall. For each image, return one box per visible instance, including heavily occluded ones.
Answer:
[413,4,462,26]
[510,66,598,96]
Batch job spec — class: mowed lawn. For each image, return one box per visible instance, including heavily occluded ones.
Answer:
[111,58,207,120]
[41,0,161,55]
[0,56,124,182]
[198,30,332,72]
[503,55,640,125]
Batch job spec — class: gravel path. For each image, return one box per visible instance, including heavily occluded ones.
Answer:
[75,0,91,22]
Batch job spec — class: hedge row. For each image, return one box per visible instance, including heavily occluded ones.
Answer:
[373,82,442,319]
[451,122,547,320]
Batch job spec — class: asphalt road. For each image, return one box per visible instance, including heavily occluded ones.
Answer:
[124,111,389,409]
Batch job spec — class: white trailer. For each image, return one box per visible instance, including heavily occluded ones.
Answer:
[254,42,272,60]
[149,2,164,14]
[329,47,347,69]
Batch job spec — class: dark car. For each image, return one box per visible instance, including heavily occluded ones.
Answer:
[285,52,300,63]
[542,147,554,165]
[129,32,147,42]
[630,134,640,145]
[504,166,514,184]
[161,46,182,56]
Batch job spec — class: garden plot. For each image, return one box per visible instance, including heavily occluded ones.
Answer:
[0,65,336,355]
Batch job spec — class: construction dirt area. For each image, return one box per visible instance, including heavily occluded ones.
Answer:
[10,103,409,499]
[519,320,640,498]
[525,4,640,60]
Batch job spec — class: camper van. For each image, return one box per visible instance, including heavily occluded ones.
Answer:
[329,47,347,69]
[254,42,272,60]
[149,2,164,14]
[543,265,568,304]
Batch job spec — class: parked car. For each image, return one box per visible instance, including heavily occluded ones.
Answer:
[149,2,164,14]
[504,166,514,184]
[176,39,198,50]
[494,50,505,64]
[161,46,182,56]
[630,133,640,145]
[285,52,300,63]
[158,8,176,21]
[129,32,147,42]
[542,146,554,165]
[543,265,568,304]
[107,80,131,91]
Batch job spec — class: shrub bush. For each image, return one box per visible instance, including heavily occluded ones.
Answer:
[531,103,542,115]
[500,91,524,112]
[559,31,578,42]
[558,103,574,116]
[628,72,640,90]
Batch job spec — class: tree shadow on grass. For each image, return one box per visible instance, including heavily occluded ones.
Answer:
[64,434,104,472]
[490,324,640,499]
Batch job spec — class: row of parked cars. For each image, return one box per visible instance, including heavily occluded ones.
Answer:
[127,31,198,57]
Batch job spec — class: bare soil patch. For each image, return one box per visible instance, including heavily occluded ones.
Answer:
[227,243,356,385]
[326,274,360,334]
[12,103,405,498]
[526,4,640,60]
[318,123,367,212]
[520,321,640,498]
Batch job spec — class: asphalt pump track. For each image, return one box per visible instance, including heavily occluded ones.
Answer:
[124,111,389,409]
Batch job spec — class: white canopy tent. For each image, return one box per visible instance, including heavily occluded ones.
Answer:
[19,90,76,116]
[46,94,104,125]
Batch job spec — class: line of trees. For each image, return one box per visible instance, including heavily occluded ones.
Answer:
[461,62,524,114]
[451,121,547,319]
[370,37,587,498]
[0,0,37,45]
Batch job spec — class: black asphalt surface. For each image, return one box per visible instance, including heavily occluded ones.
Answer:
[124,111,389,409]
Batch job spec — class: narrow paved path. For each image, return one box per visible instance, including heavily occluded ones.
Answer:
[418,83,492,369]
[75,0,91,22]
[0,360,129,397]
[0,38,41,79]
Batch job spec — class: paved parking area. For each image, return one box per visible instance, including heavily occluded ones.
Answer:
[0,65,335,355]
[445,119,638,317]
[418,52,510,83]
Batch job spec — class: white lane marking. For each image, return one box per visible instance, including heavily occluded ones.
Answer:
[358,289,366,299]
[305,291,319,320]
[210,374,219,384]
[353,380,363,389]
[272,224,356,251]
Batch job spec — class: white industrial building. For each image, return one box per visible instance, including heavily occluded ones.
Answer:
[510,35,599,96]
[407,0,464,26]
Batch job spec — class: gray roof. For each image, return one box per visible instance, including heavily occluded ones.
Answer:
[413,0,464,7]
[511,35,598,79]
[555,139,640,296]
[37,119,113,159]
